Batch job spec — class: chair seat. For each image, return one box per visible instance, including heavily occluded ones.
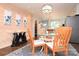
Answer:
[46,42,53,48]
[34,40,45,45]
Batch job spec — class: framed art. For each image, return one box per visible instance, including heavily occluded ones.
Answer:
[16,14,21,26]
[23,17,27,27]
[4,10,12,25]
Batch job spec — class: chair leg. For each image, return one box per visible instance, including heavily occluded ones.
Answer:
[65,49,68,56]
[43,45,46,54]
[53,52,55,56]
[32,47,35,55]
[45,45,48,56]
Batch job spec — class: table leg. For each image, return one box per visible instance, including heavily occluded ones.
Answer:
[40,46,44,52]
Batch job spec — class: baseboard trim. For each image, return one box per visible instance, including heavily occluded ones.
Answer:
[0,43,11,49]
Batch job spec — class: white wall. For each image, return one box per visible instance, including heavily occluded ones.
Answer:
[75,4,79,14]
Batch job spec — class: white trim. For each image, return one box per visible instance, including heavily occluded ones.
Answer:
[0,43,11,49]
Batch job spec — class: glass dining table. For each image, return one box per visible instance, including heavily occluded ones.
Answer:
[38,33,55,41]
[37,33,56,52]
[38,33,55,36]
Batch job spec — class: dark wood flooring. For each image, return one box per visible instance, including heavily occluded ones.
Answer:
[0,43,27,56]
[0,43,79,56]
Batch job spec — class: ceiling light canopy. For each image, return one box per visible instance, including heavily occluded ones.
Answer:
[41,4,53,14]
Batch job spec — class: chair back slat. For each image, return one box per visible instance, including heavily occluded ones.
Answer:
[53,27,72,50]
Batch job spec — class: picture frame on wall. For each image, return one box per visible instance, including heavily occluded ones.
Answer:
[16,14,21,26]
[23,17,27,27]
[4,10,12,25]
[16,19,21,26]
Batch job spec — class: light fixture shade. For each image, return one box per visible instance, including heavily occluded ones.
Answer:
[41,4,52,14]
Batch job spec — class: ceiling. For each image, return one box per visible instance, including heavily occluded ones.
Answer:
[13,3,77,20]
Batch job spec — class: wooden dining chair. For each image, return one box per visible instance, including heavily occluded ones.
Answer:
[27,28,45,55]
[45,27,72,56]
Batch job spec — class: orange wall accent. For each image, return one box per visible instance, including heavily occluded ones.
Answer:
[0,4,32,49]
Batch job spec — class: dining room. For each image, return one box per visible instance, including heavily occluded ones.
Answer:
[0,3,79,56]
